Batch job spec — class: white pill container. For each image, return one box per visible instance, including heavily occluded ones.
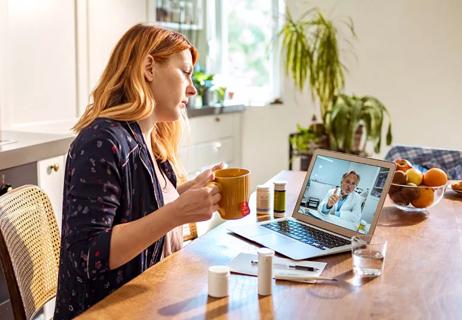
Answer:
[208,265,230,298]
[257,248,275,295]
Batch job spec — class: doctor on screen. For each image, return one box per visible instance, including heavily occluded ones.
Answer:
[318,170,362,226]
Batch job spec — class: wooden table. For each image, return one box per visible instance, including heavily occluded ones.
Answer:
[78,171,462,319]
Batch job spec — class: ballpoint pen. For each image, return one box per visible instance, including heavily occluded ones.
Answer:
[250,259,319,272]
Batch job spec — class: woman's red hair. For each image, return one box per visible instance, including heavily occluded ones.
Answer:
[74,24,198,179]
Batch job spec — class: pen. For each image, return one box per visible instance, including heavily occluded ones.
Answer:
[250,259,319,272]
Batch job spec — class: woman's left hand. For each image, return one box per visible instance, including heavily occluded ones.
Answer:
[192,162,225,189]
[177,162,225,194]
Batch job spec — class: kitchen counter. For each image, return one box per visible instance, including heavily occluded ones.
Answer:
[0,131,74,170]
[187,104,246,118]
[0,105,244,171]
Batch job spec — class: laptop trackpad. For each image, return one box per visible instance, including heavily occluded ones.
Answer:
[252,233,322,260]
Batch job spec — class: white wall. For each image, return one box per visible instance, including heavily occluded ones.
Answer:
[242,0,462,189]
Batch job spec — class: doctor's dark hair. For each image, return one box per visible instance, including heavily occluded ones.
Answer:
[341,170,361,184]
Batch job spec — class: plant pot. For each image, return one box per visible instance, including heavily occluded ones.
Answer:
[202,90,214,107]
[300,153,312,171]
[288,130,330,171]
[352,124,364,153]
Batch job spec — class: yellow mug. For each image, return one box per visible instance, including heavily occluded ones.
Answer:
[209,168,251,220]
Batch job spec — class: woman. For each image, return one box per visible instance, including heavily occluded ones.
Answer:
[54,24,221,319]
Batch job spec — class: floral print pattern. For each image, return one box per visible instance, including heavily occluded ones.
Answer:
[54,118,176,319]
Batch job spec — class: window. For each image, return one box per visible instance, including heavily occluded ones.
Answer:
[209,0,282,106]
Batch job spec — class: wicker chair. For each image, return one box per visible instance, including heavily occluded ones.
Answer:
[0,185,60,320]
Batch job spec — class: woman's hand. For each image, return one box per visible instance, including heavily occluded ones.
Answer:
[170,185,221,224]
[192,162,225,189]
[177,162,225,194]
[110,185,220,270]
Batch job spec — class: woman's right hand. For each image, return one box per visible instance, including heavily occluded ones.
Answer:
[171,185,221,224]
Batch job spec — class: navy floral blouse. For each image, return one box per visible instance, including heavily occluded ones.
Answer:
[54,118,177,319]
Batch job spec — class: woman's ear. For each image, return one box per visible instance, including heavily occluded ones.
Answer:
[144,54,155,82]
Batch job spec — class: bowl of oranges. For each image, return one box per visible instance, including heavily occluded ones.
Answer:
[388,159,448,212]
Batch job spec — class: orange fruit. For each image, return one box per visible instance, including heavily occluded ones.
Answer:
[411,188,434,208]
[423,168,448,187]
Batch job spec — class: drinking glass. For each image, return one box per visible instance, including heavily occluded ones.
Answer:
[351,235,387,277]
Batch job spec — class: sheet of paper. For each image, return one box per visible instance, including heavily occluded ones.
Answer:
[229,252,327,278]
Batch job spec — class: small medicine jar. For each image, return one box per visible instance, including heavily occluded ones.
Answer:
[273,181,287,218]
[208,265,230,298]
[256,185,271,216]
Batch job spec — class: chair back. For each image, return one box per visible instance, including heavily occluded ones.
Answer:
[0,185,60,320]
[385,145,462,179]
[183,223,198,242]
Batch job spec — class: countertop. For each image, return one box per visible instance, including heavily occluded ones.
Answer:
[0,131,74,170]
[0,104,245,170]
[187,104,246,117]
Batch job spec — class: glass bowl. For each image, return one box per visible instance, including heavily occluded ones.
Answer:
[388,183,447,213]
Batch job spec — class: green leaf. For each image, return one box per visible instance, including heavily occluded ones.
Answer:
[328,94,393,154]
[278,8,353,119]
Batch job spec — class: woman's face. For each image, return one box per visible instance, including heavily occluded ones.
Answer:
[340,174,359,196]
[148,49,197,122]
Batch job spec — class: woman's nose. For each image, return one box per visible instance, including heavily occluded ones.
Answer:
[186,83,197,97]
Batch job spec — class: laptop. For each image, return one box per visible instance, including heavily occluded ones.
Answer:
[228,149,396,260]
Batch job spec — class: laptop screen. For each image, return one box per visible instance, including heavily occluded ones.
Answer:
[297,154,390,234]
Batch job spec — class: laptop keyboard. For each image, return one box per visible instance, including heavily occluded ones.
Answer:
[262,220,350,250]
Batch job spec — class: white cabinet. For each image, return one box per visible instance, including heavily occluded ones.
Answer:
[84,0,148,105]
[37,155,66,233]
[2,0,77,130]
[0,0,149,130]
[180,113,242,178]
[185,138,234,174]
[180,112,242,236]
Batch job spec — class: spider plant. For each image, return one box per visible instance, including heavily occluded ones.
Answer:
[325,94,393,154]
[279,8,355,121]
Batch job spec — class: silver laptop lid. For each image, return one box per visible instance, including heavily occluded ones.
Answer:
[292,149,396,241]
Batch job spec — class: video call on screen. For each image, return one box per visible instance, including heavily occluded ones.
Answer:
[298,155,390,234]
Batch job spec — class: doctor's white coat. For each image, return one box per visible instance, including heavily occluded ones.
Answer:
[318,188,363,226]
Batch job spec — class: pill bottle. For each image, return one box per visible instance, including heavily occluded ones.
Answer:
[208,265,230,298]
[273,181,287,218]
[257,248,274,295]
[256,185,271,216]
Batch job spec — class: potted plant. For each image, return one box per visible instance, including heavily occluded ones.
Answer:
[280,8,351,123]
[192,69,214,107]
[280,7,392,167]
[325,94,393,154]
[288,115,329,169]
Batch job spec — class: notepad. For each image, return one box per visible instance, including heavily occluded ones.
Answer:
[229,252,327,278]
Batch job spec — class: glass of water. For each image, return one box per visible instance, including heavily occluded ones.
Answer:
[351,235,387,277]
